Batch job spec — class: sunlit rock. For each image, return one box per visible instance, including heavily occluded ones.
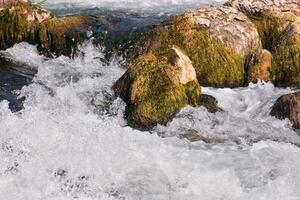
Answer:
[168,47,197,85]
[226,0,300,86]
[248,49,272,82]
[0,0,52,50]
[0,0,110,57]
[133,5,262,87]
[113,48,200,128]
[37,16,107,57]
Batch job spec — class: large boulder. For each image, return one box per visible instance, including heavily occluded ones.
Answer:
[113,47,201,128]
[270,92,300,129]
[226,0,300,86]
[133,5,262,87]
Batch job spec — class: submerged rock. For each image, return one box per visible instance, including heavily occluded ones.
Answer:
[113,47,200,128]
[198,94,222,113]
[270,92,300,129]
[133,5,262,87]
[227,0,300,86]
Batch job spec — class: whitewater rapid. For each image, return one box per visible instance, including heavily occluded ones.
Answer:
[36,0,225,14]
[0,41,300,200]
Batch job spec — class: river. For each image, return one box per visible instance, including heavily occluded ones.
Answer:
[0,1,300,199]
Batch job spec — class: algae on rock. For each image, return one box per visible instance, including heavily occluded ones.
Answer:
[227,0,300,86]
[0,0,52,50]
[133,6,262,87]
[113,48,201,128]
[37,16,92,57]
[0,7,29,49]
[249,13,300,86]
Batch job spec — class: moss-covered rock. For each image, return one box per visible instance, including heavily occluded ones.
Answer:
[248,49,272,82]
[113,47,201,128]
[133,6,261,87]
[37,16,100,57]
[0,0,110,57]
[0,6,29,49]
[0,0,51,50]
[247,12,300,86]
[226,0,300,86]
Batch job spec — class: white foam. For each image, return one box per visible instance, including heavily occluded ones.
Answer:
[36,0,226,13]
[0,42,300,199]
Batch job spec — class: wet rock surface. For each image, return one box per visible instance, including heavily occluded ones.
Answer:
[271,92,300,129]
[198,94,221,113]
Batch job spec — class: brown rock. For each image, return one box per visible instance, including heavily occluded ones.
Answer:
[248,49,272,82]
[270,92,300,129]
[37,16,96,57]
[0,0,52,50]
[168,47,197,85]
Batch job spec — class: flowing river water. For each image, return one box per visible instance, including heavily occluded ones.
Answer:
[0,1,300,199]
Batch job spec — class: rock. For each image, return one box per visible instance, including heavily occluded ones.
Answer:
[270,92,300,129]
[134,5,262,87]
[37,16,108,57]
[226,0,300,86]
[198,94,222,113]
[225,0,300,15]
[0,0,52,50]
[0,0,111,57]
[168,47,197,84]
[248,49,272,82]
[113,47,201,128]
[178,129,227,143]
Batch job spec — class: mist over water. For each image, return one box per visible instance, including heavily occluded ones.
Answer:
[1,0,300,199]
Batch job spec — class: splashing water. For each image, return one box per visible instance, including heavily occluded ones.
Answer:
[36,0,226,15]
[0,41,300,200]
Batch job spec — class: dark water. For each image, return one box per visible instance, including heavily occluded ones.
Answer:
[0,61,32,111]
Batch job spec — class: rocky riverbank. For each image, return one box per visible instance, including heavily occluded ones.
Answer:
[1,0,300,128]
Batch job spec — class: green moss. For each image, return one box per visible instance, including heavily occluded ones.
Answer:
[137,16,245,87]
[37,16,90,57]
[249,13,284,52]
[185,81,201,105]
[271,43,300,86]
[114,53,201,128]
[0,7,29,49]
[249,12,300,86]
